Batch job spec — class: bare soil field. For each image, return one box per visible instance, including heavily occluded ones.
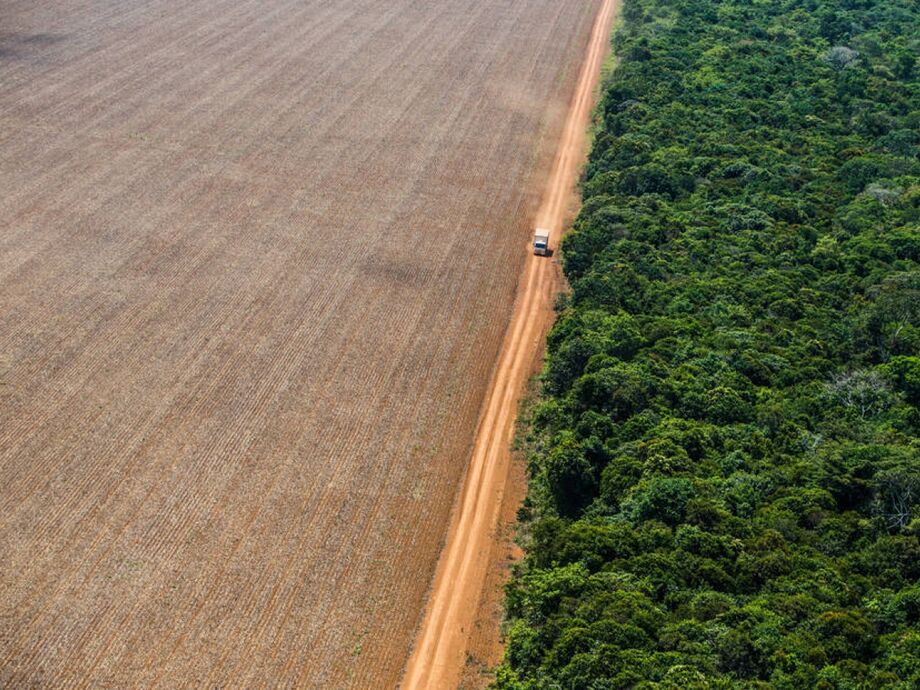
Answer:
[0,0,600,687]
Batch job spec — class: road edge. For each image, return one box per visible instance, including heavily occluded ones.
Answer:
[399,0,619,686]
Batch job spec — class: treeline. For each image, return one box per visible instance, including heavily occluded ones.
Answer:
[495,0,919,687]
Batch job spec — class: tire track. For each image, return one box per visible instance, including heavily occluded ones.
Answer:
[399,0,619,685]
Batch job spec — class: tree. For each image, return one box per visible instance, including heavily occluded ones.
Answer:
[495,0,920,686]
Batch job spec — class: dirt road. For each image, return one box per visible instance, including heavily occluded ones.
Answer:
[0,0,602,687]
[399,0,619,687]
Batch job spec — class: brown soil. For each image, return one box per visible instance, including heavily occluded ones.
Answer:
[456,427,526,690]
[399,0,619,687]
[0,0,602,687]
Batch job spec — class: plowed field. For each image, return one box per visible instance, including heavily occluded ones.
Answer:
[0,0,600,687]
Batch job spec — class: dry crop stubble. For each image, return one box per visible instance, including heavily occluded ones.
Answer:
[0,0,600,686]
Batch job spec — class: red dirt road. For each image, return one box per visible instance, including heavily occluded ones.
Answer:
[0,0,601,687]
[400,0,619,687]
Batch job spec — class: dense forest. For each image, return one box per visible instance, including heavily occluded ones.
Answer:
[495,0,919,687]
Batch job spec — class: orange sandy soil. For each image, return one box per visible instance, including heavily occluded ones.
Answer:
[399,0,618,686]
[0,0,602,687]
[456,406,528,690]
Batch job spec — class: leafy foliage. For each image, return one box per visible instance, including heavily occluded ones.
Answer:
[496,0,920,687]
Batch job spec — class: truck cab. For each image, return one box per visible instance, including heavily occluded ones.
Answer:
[533,229,550,256]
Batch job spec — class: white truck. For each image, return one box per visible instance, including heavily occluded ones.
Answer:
[533,229,550,256]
